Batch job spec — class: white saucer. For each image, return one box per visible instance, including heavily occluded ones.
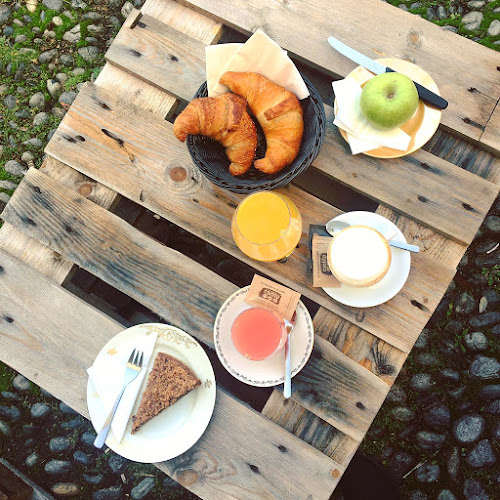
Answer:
[87,324,216,463]
[323,211,411,308]
[214,287,314,387]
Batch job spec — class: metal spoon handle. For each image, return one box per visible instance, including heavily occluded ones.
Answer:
[284,336,291,399]
[389,240,420,253]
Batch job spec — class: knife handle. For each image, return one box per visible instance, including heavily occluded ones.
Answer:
[385,67,448,110]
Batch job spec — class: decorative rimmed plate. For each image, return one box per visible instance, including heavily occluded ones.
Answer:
[323,212,411,308]
[87,323,216,463]
[214,287,314,387]
[334,58,442,158]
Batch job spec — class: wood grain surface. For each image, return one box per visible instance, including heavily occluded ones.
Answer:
[2,167,393,441]
[42,83,458,352]
[0,248,340,500]
[176,0,500,151]
[104,15,499,244]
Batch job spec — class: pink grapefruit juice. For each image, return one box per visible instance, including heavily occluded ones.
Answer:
[231,308,283,361]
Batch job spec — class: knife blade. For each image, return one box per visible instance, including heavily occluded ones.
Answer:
[327,36,448,110]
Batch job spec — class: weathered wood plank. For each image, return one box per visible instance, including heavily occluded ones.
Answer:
[104,16,499,244]
[0,248,340,500]
[480,100,500,155]
[44,83,457,352]
[176,0,500,151]
[1,167,392,440]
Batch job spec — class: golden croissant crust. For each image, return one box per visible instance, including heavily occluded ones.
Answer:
[219,72,304,174]
[173,93,257,176]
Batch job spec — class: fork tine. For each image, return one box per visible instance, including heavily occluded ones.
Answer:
[128,349,136,364]
[138,351,144,368]
[132,349,140,367]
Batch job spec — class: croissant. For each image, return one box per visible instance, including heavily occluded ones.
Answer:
[219,72,304,174]
[173,93,257,176]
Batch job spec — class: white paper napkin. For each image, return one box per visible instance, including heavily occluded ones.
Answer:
[332,78,411,155]
[206,29,309,99]
[87,331,158,443]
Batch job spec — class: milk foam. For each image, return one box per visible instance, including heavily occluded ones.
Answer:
[328,226,391,287]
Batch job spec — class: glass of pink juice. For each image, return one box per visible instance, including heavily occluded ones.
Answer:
[231,308,285,361]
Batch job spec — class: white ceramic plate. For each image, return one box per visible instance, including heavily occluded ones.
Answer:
[323,211,411,308]
[214,287,314,387]
[87,323,216,463]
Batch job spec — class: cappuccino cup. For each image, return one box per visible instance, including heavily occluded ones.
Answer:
[327,225,391,288]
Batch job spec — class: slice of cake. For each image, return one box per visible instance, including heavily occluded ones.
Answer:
[131,352,201,434]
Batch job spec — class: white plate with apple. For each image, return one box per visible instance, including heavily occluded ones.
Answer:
[334,58,442,158]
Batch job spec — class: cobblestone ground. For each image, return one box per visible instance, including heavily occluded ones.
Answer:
[0,1,499,499]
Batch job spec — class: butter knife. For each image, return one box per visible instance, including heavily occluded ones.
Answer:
[327,36,448,110]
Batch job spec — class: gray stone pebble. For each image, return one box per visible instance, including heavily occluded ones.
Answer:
[63,24,80,43]
[59,402,77,414]
[4,95,16,109]
[73,450,93,465]
[72,0,88,8]
[480,289,500,310]
[463,479,488,500]
[416,431,445,451]
[416,353,439,367]
[456,293,476,315]
[488,19,500,37]
[409,492,428,500]
[121,2,134,18]
[25,451,39,467]
[466,439,496,468]
[30,402,51,418]
[485,400,500,415]
[33,112,50,127]
[493,324,500,336]
[92,486,123,500]
[415,463,439,483]
[14,34,27,43]
[0,193,11,205]
[479,384,500,399]
[414,330,429,349]
[0,405,21,421]
[468,1,485,8]
[386,384,407,404]
[59,91,77,107]
[426,7,436,20]
[484,215,500,234]
[491,421,500,440]
[108,454,129,474]
[470,355,500,379]
[391,406,415,422]
[439,369,460,383]
[108,0,122,8]
[410,373,434,391]
[85,36,99,44]
[51,483,80,498]
[80,431,96,447]
[88,24,105,34]
[21,152,35,163]
[43,0,63,11]
[47,79,62,99]
[72,67,86,76]
[29,91,45,109]
[39,49,58,64]
[83,473,104,485]
[0,5,10,25]
[52,106,66,118]
[423,404,450,429]
[0,420,11,436]
[470,312,500,329]
[131,477,156,500]
[464,331,488,352]
[50,436,71,453]
[475,252,500,268]
[78,46,99,63]
[388,450,414,477]
[56,73,68,84]
[22,138,44,149]
[60,418,82,430]
[60,53,74,66]
[436,6,447,19]
[1,390,21,401]
[15,109,31,119]
[437,491,457,500]
[453,414,485,443]
[44,460,72,475]
[462,11,483,31]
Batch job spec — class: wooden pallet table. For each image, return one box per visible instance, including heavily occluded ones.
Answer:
[1,1,499,498]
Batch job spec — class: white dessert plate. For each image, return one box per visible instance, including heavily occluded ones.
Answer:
[87,323,216,463]
[323,211,411,308]
[214,287,314,387]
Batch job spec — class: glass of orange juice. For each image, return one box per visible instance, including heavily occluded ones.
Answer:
[231,191,302,262]
[231,308,286,361]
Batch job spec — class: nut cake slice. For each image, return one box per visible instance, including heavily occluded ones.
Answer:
[131,352,201,434]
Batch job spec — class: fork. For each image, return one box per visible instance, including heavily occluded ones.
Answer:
[283,311,297,399]
[94,348,143,448]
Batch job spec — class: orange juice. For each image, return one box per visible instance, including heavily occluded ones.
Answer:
[232,192,302,261]
[231,308,284,360]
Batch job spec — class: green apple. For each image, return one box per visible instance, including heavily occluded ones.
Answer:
[360,72,419,129]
